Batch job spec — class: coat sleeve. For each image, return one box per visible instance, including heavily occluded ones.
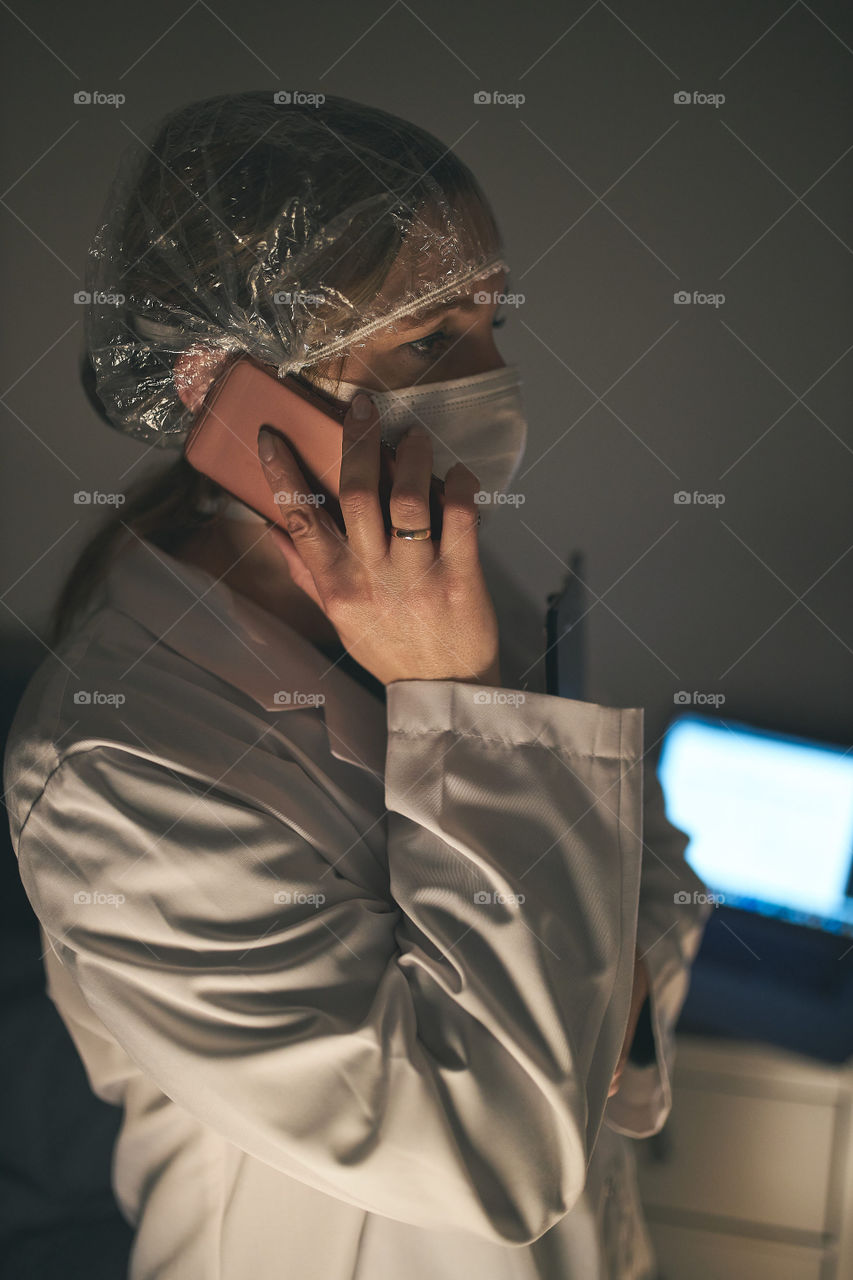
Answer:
[603,754,714,1139]
[15,681,646,1246]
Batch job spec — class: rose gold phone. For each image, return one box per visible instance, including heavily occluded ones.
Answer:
[183,355,445,539]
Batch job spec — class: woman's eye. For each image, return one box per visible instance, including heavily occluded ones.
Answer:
[405,314,507,360]
[406,328,450,359]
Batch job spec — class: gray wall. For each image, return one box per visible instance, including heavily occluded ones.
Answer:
[2,0,851,751]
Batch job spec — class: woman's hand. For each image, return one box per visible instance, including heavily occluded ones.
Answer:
[257,392,501,688]
[608,947,651,1099]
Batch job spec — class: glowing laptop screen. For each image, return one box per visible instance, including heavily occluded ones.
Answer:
[658,714,853,937]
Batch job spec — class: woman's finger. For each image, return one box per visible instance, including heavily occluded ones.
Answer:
[337,394,387,562]
[257,427,347,588]
[437,461,482,574]
[388,425,436,567]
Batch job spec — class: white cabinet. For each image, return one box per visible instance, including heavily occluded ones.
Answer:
[645,1224,827,1280]
[634,1035,853,1279]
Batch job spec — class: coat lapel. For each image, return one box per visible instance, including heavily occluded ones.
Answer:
[104,533,388,778]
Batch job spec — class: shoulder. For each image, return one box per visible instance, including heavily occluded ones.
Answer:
[3,602,281,847]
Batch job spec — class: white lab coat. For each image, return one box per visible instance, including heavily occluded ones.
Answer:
[3,531,712,1279]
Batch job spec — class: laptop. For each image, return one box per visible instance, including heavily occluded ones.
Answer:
[659,713,853,938]
[658,712,853,1061]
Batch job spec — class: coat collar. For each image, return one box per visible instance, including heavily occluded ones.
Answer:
[102,532,388,778]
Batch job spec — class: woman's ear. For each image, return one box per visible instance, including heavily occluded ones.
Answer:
[173,344,231,413]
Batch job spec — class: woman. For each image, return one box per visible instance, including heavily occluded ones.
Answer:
[4,91,710,1278]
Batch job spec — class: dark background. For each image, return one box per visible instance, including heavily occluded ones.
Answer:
[2,1,851,1274]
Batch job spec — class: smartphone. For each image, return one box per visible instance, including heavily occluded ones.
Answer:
[183,355,445,539]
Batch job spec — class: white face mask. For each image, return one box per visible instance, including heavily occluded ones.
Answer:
[220,363,528,524]
[311,363,528,499]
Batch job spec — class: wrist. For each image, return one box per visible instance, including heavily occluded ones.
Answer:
[456,660,502,687]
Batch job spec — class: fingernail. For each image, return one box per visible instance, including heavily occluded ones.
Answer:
[351,392,372,420]
[258,427,278,462]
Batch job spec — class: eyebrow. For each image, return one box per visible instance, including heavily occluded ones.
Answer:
[393,293,489,333]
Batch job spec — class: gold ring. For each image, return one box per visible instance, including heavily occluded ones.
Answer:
[390,526,432,540]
